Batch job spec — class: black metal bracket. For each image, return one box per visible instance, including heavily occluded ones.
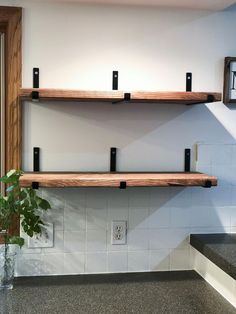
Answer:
[110,147,117,172]
[124,93,131,101]
[186,94,215,106]
[33,147,40,172]
[33,68,39,88]
[204,180,212,188]
[119,181,127,189]
[31,91,39,102]
[32,182,39,189]
[32,67,40,101]
[112,92,131,104]
[186,72,192,92]
[207,94,215,103]
[184,148,191,172]
[32,147,40,189]
[112,71,118,90]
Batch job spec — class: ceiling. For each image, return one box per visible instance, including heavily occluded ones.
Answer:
[35,0,236,11]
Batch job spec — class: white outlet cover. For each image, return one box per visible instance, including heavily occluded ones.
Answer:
[28,223,54,248]
[111,221,127,245]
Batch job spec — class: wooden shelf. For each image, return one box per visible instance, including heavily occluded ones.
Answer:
[19,172,217,188]
[20,89,222,105]
[20,89,124,102]
[130,91,221,104]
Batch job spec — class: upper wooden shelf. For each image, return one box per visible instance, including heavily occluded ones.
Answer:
[19,172,217,188]
[20,89,124,102]
[19,89,222,105]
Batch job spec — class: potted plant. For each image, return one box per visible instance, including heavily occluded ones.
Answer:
[0,169,50,289]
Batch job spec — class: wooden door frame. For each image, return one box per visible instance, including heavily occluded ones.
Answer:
[0,6,22,237]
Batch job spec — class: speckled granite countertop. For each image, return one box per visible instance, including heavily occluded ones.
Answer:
[190,233,236,279]
[0,271,235,314]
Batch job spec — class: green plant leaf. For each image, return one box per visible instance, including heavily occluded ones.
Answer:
[7,236,25,247]
[38,199,51,210]
[0,169,51,249]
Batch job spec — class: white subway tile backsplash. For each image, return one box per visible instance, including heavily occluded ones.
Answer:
[128,229,149,251]
[86,190,108,230]
[108,189,129,211]
[231,146,236,165]
[208,187,232,207]
[86,207,108,230]
[192,187,232,207]
[64,231,85,252]
[149,249,170,271]
[64,253,85,274]
[189,207,211,227]
[16,254,42,276]
[85,252,107,273]
[196,164,212,175]
[108,252,128,273]
[129,208,149,229]
[169,188,192,208]
[148,207,170,228]
[149,229,171,250]
[209,207,231,227]
[229,166,236,186]
[129,188,150,210]
[86,189,108,221]
[108,208,129,223]
[170,207,191,228]
[197,144,212,165]
[64,206,86,231]
[128,251,149,272]
[63,189,86,209]
[86,229,107,252]
[211,165,232,186]
[167,228,190,249]
[41,253,64,275]
[42,230,64,254]
[150,188,170,208]
[211,145,232,166]
[231,188,236,206]
[230,206,236,227]
[149,228,189,250]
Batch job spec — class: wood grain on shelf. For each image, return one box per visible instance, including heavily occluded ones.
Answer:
[20,89,222,104]
[20,89,124,102]
[20,172,217,188]
[130,91,222,104]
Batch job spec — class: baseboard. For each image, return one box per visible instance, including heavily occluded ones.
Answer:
[191,247,236,308]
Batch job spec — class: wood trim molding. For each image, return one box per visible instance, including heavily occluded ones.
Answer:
[0,6,22,238]
[0,6,22,171]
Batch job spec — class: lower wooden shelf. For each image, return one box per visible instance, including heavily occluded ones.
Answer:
[19,89,222,105]
[19,172,217,188]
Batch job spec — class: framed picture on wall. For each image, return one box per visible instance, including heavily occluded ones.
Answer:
[223,56,236,104]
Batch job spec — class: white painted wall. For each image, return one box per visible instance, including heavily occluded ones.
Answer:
[0,0,236,275]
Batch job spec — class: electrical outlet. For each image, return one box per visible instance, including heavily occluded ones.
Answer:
[28,223,54,248]
[111,221,127,245]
